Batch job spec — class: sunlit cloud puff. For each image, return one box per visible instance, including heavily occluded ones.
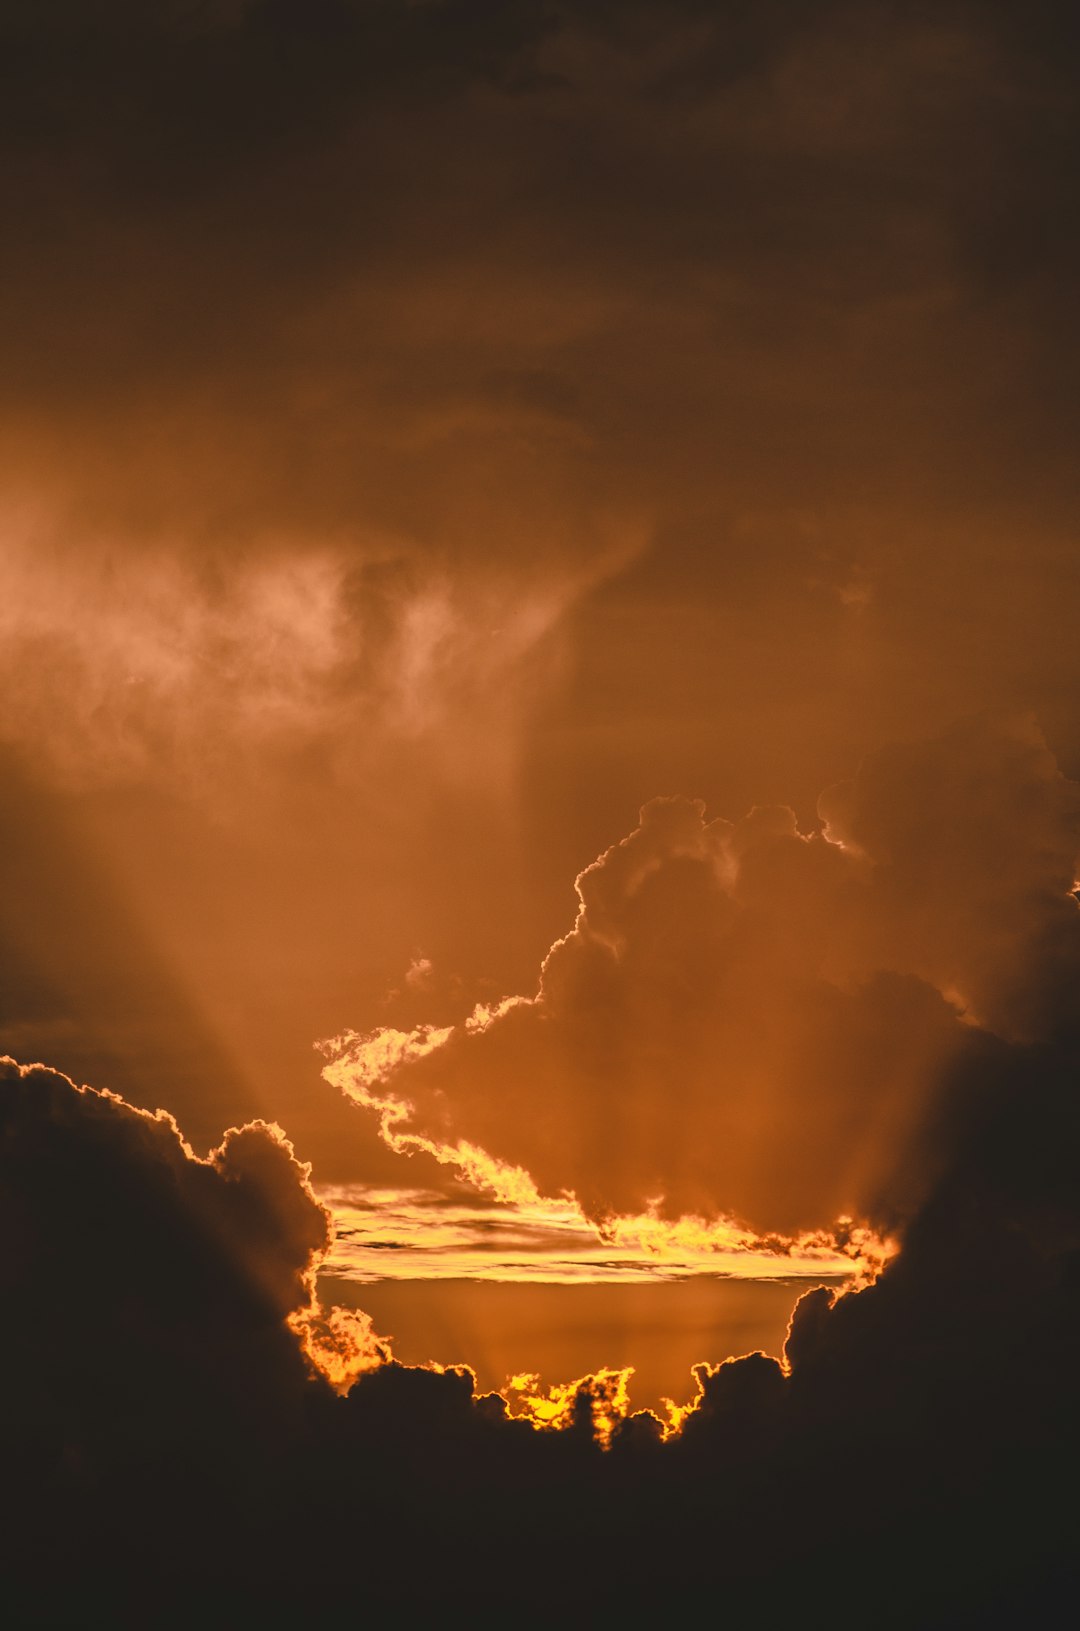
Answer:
[321,714,1080,1239]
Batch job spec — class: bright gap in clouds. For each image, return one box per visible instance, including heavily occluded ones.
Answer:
[317,1182,881,1286]
[313,1179,869,1421]
[307,710,1080,1420]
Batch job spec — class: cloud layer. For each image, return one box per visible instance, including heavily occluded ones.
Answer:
[3,0,1080,799]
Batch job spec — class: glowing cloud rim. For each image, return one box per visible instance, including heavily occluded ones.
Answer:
[316,1016,894,1286]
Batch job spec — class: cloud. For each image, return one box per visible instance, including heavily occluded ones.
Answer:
[0,530,634,792]
[502,1365,637,1446]
[324,715,1080,1236]
[817,711,1080,1039]
[3,0,1080,800]
[5,0,1080,1193]
[0,1054,383,1443]
[4,3,1080,1618]
[317,1180,869,1284]
[4,913,1080,1620]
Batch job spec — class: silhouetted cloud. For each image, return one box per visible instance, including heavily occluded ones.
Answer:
[0,1054,383,1475]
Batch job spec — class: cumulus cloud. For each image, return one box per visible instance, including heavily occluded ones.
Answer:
[324,715,1080,1235]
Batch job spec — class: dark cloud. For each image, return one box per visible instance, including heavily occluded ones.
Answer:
[0,1054,325,1417]
[2,0,1077,573]
[0,1052,395,1617]
[3,1025,1079,1624]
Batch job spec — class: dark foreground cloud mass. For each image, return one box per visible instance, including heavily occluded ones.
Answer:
[4,1010,1079,1625]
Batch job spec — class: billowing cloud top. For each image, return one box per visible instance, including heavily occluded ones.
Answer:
[324,715,1080,1234]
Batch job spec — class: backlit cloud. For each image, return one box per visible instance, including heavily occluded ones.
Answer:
[323,715,1080,1235]
[5,1013,1079,1622]
[0,1053,386,1405]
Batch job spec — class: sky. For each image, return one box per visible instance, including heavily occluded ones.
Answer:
[3,2,1080,1621]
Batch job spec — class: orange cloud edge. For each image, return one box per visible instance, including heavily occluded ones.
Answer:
[303,1022,892,1436]
[307,1012,892,1427]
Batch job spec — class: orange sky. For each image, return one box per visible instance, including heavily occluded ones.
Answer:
[3,0,1080,1414]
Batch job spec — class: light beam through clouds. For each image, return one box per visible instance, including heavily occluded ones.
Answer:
[320,713,1080,1265]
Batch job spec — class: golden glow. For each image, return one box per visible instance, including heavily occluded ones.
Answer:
[502,1367,638,1448]
[318,1019,896,1283]
[659,1371,706,1438]
[317,1182,893,1285]
[288,1300,391,1394]
[319,1009,543,1207]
